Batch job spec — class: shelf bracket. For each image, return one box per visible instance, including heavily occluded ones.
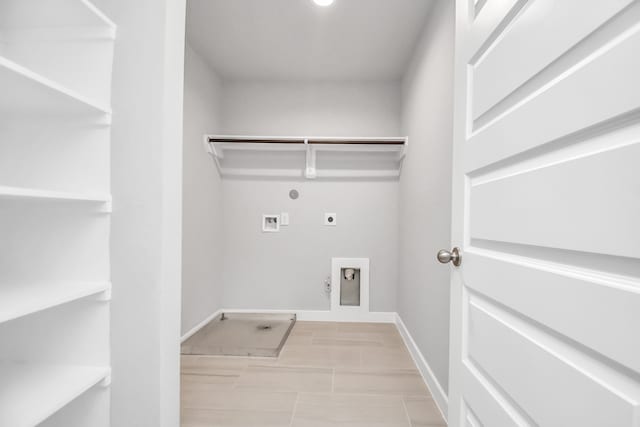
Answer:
[203,137,214,156]
[397,136,409,161]
[204,136,224,176]
[304,139,317,179]
[96,283,112,302]
[97,198,112,214]
[100,374,112,387]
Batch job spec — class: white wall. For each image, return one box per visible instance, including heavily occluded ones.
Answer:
[181,44,224,335]
[399,0,454,395]
[222,179,399,312]
[218,81,401,312]
[221,81,402,136]
[92,0,185,425]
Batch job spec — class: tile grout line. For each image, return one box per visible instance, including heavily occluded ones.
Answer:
[289,392,301,427]
[401,395,414,427]
[288,324,302,426]
[232,360,248,389]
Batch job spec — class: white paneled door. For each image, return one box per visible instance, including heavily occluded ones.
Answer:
[447,1,640,426]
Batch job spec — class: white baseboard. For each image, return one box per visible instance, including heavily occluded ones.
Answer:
[395,313,448,422]
[220,308,396,323]
[181,308,395,343]
[298,310,395,322]
[181,309,222,343]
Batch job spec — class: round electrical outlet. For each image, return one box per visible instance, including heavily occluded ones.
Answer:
[324,213,337,225]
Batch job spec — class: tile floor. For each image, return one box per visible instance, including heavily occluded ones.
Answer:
[181,321,447,427]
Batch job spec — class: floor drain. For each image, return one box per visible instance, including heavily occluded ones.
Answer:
[257,324,272,331]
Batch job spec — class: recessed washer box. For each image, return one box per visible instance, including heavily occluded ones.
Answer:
[331,258,369,315]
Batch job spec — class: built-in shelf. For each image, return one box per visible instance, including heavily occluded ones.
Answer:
[205,135,408,179]
[0,362,110,427]
[208,136,306,144]
[0,185,112,211]
[0,281,111,324]
[0,56,111,118]
[0,0,115,424]
[308,137,406,145]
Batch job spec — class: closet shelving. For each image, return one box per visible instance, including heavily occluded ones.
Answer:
[0,0,116,116]
[0,0,115,425]
[0,185,112,210]
[0,57,111,117]
[0,281,111,324]
[0,362,110,427]
[205,135,408,179]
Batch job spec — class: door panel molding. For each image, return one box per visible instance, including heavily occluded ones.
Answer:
[450,2,640,423]
[464,249,640,373]
[468,297,640,426]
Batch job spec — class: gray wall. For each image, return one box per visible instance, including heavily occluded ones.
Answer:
[221,81,402,136]
[182,7,455,400]
[399,0,454,394]
[219,81,401,311]
[181,44,224,335]
[221,179,399,311]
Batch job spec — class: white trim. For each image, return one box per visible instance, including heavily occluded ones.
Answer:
[181,308,396,343]
[395,313,449,421]
[220,308,395,323]
[180,309,396,343]
[180,309,222,343]
[298,310,392,322]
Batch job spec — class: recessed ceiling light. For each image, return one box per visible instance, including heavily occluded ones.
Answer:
[313,0,335,6]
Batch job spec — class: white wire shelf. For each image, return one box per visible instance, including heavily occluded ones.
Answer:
[205,135,408,179]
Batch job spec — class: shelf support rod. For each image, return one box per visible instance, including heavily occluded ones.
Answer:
[304,138,317,179]
[204,135,224,176]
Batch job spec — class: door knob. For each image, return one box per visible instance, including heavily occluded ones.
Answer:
[437,247,461,267]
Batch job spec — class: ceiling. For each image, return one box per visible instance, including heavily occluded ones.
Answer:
[186,0,434,81]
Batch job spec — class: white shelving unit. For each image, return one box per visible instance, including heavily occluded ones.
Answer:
[0,281,111,324]
[0,185,112,210]
[0,1,115,425]
[0,0,116,113]
[0,57,111,118]
[205,135,408,179]
[0,362,110,427]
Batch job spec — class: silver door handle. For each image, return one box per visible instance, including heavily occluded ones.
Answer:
[437,247,461,267]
